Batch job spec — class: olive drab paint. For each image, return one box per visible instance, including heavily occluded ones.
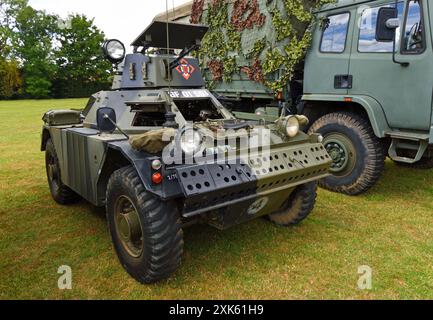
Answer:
[41,20,333,282]
[41,20,331,230]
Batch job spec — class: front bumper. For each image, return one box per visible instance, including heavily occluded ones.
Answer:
[176,142,331,229]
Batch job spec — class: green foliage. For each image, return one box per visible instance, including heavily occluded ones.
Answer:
[0,0,28,58]
[24,75,52,98]
[0,57,22,98]
[0,1,25,98]
[6,3,58,98]
[0,0,111,99]
[53,14,111,97]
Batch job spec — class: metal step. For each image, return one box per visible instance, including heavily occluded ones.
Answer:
[385,131,430,142]
[388,138,429,164]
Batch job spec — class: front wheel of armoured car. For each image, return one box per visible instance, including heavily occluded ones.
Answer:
[106,166,184,284]
[267,182,317,227]
[45,138,80,205]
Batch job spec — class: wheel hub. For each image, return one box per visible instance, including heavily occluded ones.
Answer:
[115,196,144,258]
[118,210,141,242]
[326,142,348,171]
[323,134,357,176]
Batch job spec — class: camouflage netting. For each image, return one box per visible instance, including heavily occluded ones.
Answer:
[190,0,336,94]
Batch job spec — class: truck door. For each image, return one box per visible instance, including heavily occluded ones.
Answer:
[348,0,433,131]
[304,10,352,95]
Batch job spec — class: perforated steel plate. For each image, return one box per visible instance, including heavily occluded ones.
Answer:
[176,143,331,217]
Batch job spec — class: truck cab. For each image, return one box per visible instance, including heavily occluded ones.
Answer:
[300,0,433,194]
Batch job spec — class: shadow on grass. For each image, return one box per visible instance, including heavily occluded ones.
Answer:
[364,160,433,199]
[66,160,430,255]
[69,200,106,220]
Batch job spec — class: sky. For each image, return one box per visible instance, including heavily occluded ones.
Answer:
[28,0,192,51]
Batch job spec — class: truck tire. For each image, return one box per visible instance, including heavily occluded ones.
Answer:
[45,138,80,205]
[106,166,183,284]
[308,112,385,195]
[268,182,317,226]
[395,157,433,169]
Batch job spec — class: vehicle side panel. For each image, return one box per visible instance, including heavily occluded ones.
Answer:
[302,94,392,137]
[304,6,354,95]
[48,127,109,205]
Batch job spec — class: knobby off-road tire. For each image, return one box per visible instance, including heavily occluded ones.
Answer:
[268,182,317,226]
[106,166,183,284]
[308,112,385,195]
[45,138,80,205]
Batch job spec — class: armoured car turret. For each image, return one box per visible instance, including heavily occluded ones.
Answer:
[41,21,332,284]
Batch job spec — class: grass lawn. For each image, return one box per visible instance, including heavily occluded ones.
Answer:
[0,98,432,300]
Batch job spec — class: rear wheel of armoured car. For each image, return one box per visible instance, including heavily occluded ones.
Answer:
[308,112,385,195]
[106,166,183,284]
[268,182,317,227]
[45,138,80,205]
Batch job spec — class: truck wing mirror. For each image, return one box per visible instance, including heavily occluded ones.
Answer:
[376,7,399,42]
[97,107,117,134]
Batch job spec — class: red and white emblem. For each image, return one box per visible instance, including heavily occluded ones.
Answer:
[176,59,195,80]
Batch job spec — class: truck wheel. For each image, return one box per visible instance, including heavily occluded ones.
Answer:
[395,157,433,170]
[45,138,80,204]
[268,182,317,226]
[106,166,183,284]
[308,112,385,195]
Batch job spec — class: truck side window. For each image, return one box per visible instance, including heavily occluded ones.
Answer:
[402,0,424,53]
[320,13,350,53]
[359,2,404,53]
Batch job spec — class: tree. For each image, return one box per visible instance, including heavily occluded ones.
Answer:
[1,0,112,99]
[0,0,28,57]
[0,0,25,98]
[0,57,22,98]
[12,5,58,98]
[53,14,111,97]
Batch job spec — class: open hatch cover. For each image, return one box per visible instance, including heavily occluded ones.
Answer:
[132,21,209,49]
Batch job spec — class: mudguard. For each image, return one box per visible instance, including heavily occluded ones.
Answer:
[106,141,183,201]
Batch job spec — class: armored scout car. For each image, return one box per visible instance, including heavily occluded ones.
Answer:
[41,21,331,283]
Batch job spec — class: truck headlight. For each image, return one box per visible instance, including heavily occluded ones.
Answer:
[103,39,126,64]
[284,116,300,138]
[179,129,203,155]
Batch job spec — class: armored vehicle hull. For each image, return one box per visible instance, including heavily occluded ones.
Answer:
[41,21,331,283]
[42,88,330,228]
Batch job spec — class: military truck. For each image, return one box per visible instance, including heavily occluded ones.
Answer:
[40,21,331,284]
[167,0,433,196]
